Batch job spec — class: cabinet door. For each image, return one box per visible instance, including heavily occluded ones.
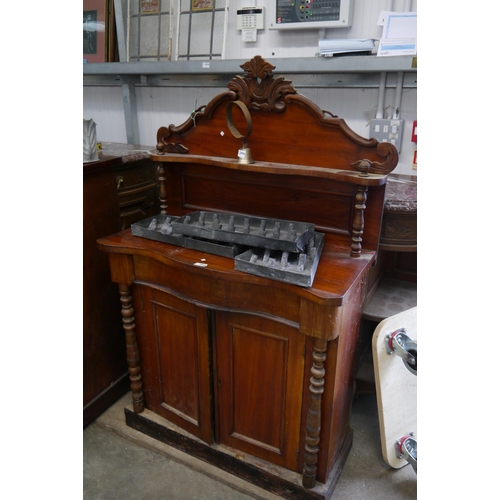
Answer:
[214,311,305,472]
[134,284,213,444]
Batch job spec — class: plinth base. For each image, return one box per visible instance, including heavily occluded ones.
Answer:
[125,405,352,500]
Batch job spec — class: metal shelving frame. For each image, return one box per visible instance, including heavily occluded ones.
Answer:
[83,55,417,143]
[87,1,417,143]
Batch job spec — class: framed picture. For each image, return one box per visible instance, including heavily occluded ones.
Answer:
[192,0,214,11]
[141,0,160,14]
[83,0,115,62]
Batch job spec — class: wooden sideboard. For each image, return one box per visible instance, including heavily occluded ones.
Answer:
[83,145,157,427]
[97,56,399,499]
[83,155,129,427]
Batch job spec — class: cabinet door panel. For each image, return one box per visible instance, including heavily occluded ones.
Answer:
[135,285,212,443]
[214,312,305,471]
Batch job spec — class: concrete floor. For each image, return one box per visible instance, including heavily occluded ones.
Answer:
[83,391,416,500]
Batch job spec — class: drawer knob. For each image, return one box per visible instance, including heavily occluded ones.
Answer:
[116,176,124,190]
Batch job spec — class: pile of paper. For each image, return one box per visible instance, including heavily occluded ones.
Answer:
[318,39,375,57]
[377,11,417,57]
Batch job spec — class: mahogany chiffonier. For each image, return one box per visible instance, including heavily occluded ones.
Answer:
[98,56,398,499]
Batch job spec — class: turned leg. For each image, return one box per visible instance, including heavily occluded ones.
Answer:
[351,185,368,257]
[302,337,328,489]
[118,283,144,413]
[157,164,168,215]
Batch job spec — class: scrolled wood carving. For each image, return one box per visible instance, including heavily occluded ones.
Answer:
[227,55,297,112]
[156,126,190,154]
[351,143,398,176]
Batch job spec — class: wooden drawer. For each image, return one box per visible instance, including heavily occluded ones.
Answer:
[115,159,159,230]
[116,159,157,191]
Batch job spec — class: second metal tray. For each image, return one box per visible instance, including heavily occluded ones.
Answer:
[234,232,325,288]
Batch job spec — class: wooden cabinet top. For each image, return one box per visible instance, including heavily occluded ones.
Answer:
[83,154,122,175]
[99,142,155,164]
[98,229,374,341]
[99,230,374,300]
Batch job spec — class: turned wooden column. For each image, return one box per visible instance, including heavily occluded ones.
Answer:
[118,283,144,413]
[351,185,368,257]
[302,337,328,489]
[157,163,168,215]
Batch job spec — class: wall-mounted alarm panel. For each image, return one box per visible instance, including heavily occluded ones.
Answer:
[269,0,353,30]
[236,6,265,30]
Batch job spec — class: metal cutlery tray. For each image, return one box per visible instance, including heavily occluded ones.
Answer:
[171,211,315,253]
[131,214,245,258]
[132,212,324,287]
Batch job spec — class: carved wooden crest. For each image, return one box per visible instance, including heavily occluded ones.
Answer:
[157,55,298,153]
[227,55,296,112]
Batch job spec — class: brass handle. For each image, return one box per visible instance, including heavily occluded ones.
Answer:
[116,176,124,190]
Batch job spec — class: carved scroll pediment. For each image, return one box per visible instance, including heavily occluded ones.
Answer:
[155,130,190,155]
[351,143,399,176]
[154,55,398,177]
[227,55,296,113]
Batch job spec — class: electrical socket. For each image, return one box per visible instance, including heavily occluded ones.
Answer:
[370,119,404,153]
